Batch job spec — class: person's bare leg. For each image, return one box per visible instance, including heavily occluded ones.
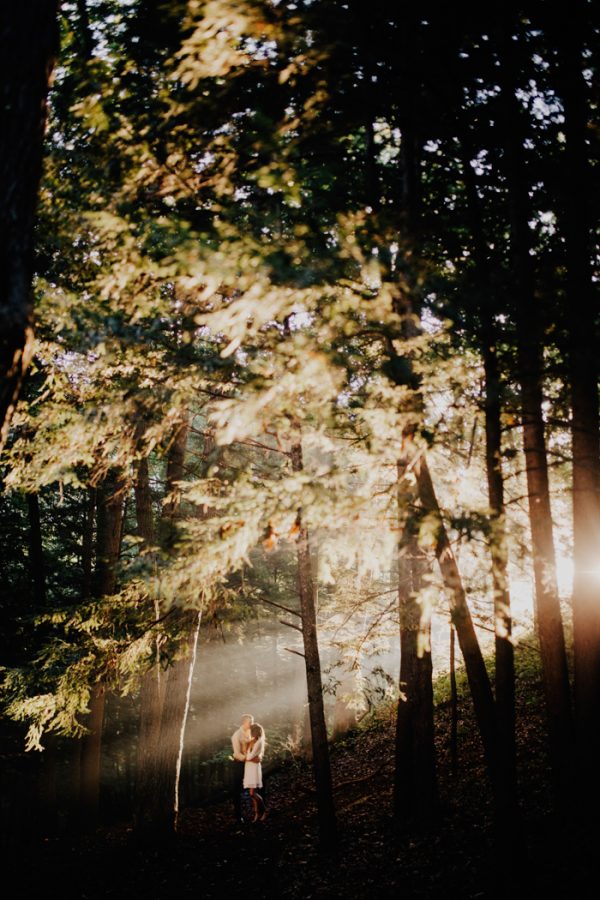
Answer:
[249,789,258,822]
[257,793,267,821]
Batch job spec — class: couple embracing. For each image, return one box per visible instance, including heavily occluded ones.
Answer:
[231,713,268,823]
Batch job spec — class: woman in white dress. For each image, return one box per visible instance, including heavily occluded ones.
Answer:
[243,723,267,821]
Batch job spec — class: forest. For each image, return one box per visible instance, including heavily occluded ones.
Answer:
[0,2,599,897]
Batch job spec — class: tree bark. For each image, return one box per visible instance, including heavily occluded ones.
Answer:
[136,609,201,836]
[497,13,574,808]
[135,456,155,545]
[0,3,59,448]
[67,486,96,831]
[134,453,165,825]
[408,448,500,787]
[79,683,106,827]
[458,133,517,794]
[388,65,501,817]
[161,419,189,523]
[79,469,125,827]
[173,611,202,830]
[394,519,438,822]
[450,624,458,776]
[37,733,58,837]
[482,340,516,798]
[135,415,204,837]
[291,439,337,845]
[552,0,600,808]
[25,488,56,835]
[76,0,94,60]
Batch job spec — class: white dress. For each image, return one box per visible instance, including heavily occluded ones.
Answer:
[243,736,264,789]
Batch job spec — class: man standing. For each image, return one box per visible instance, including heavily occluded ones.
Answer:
[231,713,256,823]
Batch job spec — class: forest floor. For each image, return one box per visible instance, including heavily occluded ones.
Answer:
[9,646,597,900]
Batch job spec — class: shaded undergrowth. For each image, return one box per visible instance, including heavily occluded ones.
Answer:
[8,639,595,899]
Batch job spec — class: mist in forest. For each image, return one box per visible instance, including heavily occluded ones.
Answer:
[99,541,557,812]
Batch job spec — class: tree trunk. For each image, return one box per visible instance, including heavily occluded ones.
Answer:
[291,439,337,844]
[66,736,82,833]
[92,471,124,599]
[517,329,573,801]
[450,624,458,776]
[394,520,438,822]
[37,733,58,837]
[482,341,516,799]
[173,611,202,830]
[76,0,94,60]
[134,456,155,545]
[409,449,500,792]
[413,450,523,871]
[67,486,96,831]
[136,610,201,836]
[79,469,125,827]
[134,453,164,824]
[497,15,574,808]
[79,684,106,827]
[135,415,205,837]
[459,133,517,794]
[161,418,189,523]
[553,0,600,809]
[389,276,516,842]
[26,488,56,835]
[0,3,59,448]
[136,610,200,835]
[388,79,501,816]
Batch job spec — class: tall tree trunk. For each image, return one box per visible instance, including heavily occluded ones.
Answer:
[134,454,165,823]
[161,418,189,524]
[482,340,516,798]
[394,518,438,822]
[37,733,58,837]
[66,735,82,834]
[135,415,205,837]
[0,3,59,448]
[515,298,573,804]
[497,14,574,808]
[553,0,600,809]
[291,439,337,844]
[459,135,517,796]
[67,485,96,831]
[173,611,202,830]
[137,609,201,836]
[390,28,441,826]
[408,449,500,789]
[26,487,57,835]
[76,0,94,60]
[79,469,125,828]
[79,684,106,828]
[449,624,458,776]
[135,456,155,544]
[389,96,500,810]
